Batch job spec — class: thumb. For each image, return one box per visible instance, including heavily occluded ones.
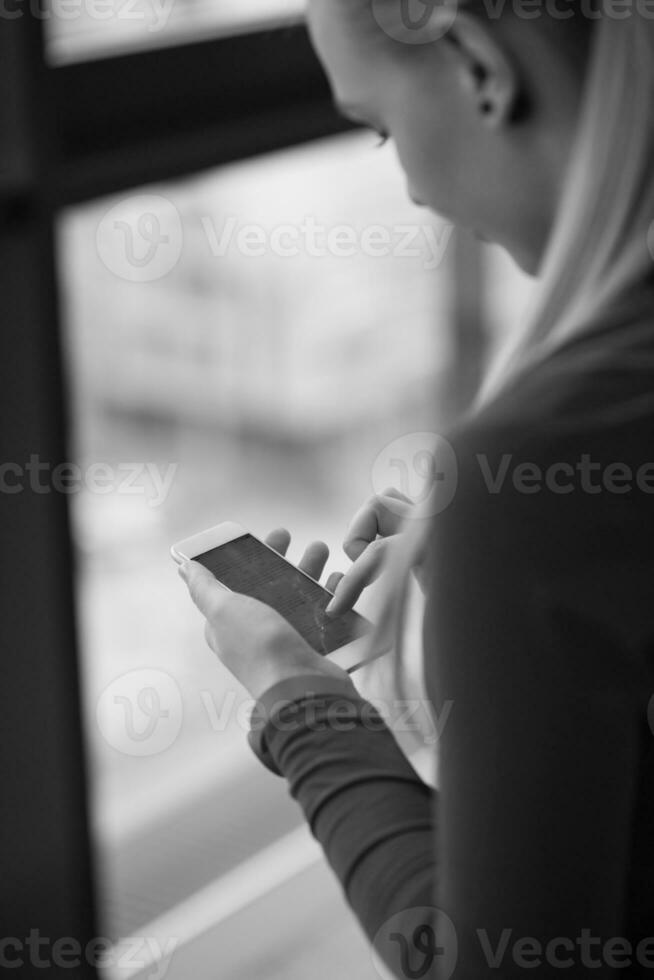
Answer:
[180,560,229,618]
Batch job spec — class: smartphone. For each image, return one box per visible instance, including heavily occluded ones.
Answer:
[171,521,381,673]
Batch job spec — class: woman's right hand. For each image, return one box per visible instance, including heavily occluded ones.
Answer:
[326,488,424,617]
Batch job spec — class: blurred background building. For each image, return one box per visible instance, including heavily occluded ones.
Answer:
[3,5,535,979]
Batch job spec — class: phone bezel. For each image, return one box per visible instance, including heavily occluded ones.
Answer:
[172,521,382,673]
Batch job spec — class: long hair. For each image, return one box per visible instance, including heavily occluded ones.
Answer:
[369,15,654,704]
[479,17,654,403]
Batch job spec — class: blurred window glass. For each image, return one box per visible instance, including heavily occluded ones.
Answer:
[45,0,305,64]
[58,129,469,977]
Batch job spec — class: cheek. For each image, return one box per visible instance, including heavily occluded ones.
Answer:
[392,121,461,216]
[386,62,467,215]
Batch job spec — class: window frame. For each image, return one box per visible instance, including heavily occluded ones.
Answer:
[54,24,356,205]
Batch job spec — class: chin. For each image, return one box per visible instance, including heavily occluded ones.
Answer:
[510,226,552,277]
[467,219,545,277]
[500,236,543,277]
[513,248,543,277]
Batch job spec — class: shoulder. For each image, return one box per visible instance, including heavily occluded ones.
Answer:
[432,410,577,584]
[437,346,654,558]
[425,353,654,654]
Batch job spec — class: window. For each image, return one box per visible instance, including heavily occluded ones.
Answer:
[46,0,305,64]
[4,13,534,978]
[59,130,458,977]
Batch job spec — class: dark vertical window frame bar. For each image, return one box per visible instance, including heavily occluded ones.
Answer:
[0,19,98,979]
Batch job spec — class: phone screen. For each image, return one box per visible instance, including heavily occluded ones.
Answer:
[195,534,370,656]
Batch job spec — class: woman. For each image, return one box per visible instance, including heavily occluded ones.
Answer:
[181,5,654,978]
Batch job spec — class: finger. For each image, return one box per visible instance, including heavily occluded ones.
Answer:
[381,486,414,504]
[326,571,344,594]
[344,493,413,561]
[265,528,291,557]
[298,540,330,581]
[204,619,217,653]
[326,539,389,616]
[180,560,230,619]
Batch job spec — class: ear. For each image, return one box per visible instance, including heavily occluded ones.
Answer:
[446,15,524,126]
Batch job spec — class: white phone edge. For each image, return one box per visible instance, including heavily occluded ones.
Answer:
[171,521,385,674]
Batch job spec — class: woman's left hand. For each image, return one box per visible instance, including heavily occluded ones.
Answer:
[179,528,350,700]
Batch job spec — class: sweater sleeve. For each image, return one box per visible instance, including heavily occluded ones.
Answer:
[247,673,437,945]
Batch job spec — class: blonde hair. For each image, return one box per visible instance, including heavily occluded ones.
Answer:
[371,16,654,699]
[479,18,654,402]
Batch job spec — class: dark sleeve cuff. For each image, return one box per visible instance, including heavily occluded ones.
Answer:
[247,672,363,775]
